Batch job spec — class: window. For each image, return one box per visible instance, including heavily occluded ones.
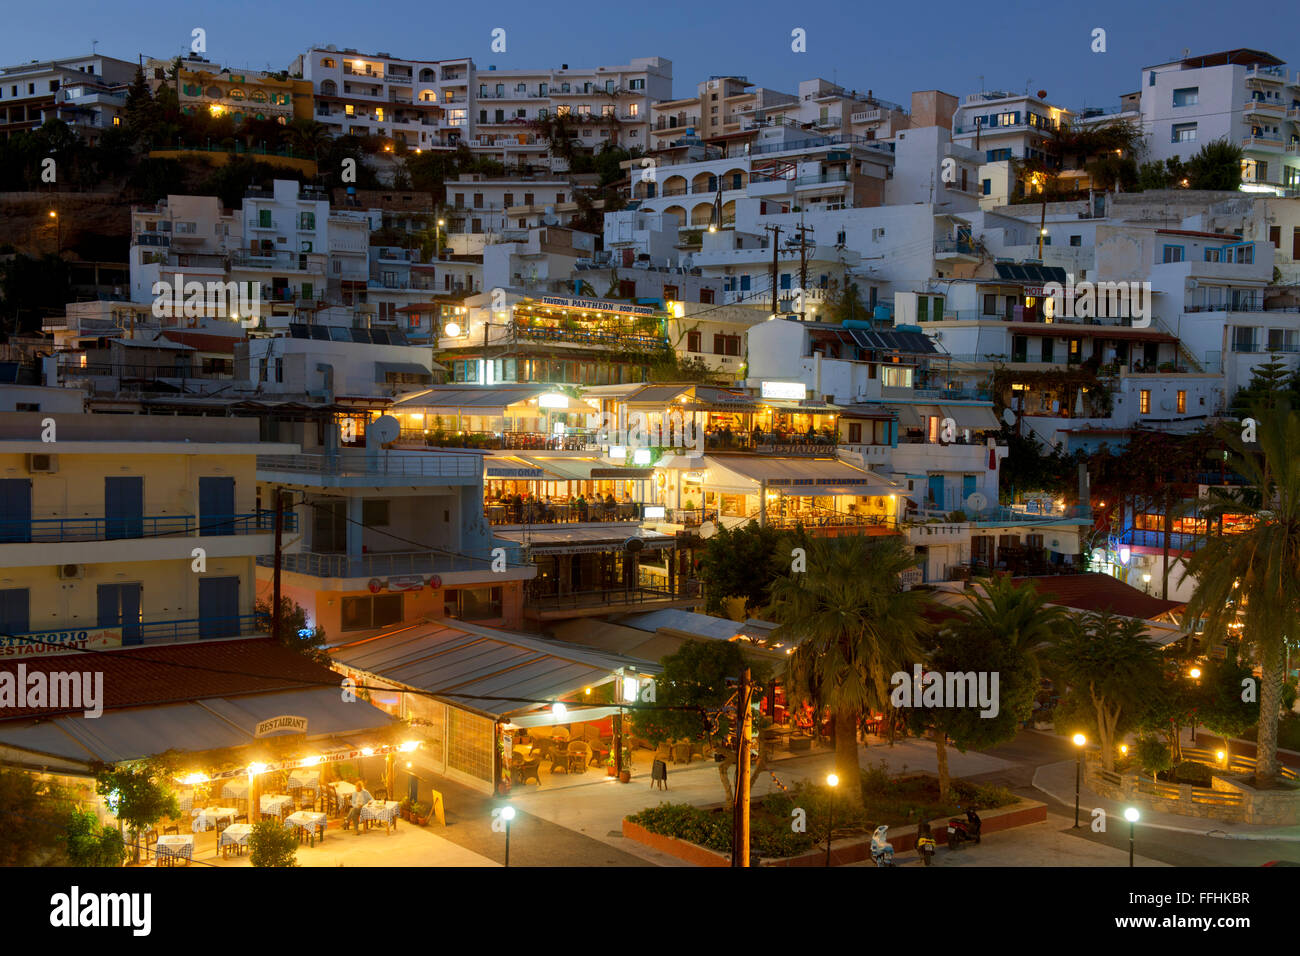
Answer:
[713,334,740,356]
[880,366,912,388]
[341,594,403,631]
[445,587,503,621]
[1171,122,1197,143]
[982,178,991,195]
[1172,87,1199,107]
[299,211,315,230]
[848,423,862,443]
[686,330,701,352]
[1139,389,1151,414]
[629,103,638,117]
[1162,244,1185,263]
[1069,235,1081,247]
[629,78,644,90]
[321,58,337,68]
[362,499,390,526]
[1176,390,1186,413]
[983,294,998,315]
[1041,338,1054,362]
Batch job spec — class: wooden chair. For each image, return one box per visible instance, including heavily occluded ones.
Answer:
[567,741,591,774]
[515,758,542,786]
[162,824,179,836]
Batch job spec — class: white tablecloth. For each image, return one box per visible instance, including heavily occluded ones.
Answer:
[260,794,294,816]
[219,823,253,848]
[221,779,250,800]
[192,807,238,832]
[285,811,327,838]
[359,800,400,826]
[156,835,194,860]
[287,769,320,791]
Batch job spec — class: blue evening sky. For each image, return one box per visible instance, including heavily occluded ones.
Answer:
[1,0,1293,111]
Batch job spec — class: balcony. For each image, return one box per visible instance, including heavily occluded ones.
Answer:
[248,219,281,232]
[257,547,520,579]
[523,580,701,621]
[231,251,325,272]
[1118,527,1202,552]
[257,451,481,487]
[1242,134,1284,151]
[5,613,267,649]
[851,108,883,124]
[0,512,293,544]
[935,237,980,260]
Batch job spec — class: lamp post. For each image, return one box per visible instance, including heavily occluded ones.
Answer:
[49,210,60,256]
[501,804,515,867]
[1188,667,1202,746]
[824,773,838,867]
[436,216,445,260]
[1124,807,1139,867]
[1072,733,1086,828]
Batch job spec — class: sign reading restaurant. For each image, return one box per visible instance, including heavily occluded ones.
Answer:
[538,295,661,317]
[0,627,122,658]
[254,715,308,737]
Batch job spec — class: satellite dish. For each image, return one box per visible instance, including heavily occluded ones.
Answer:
[624,537,645,553]
[368,415,400,446]
[965,492,989,513]
[1001,408,1017,427]
[698,520,717,540]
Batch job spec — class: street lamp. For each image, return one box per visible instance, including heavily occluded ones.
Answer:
[824,773,838,867]
[501,805,515,867]
[49,210,60,256]
[1072,733,1086,828]
[436,217,446,260]
[1124,807,1139,867]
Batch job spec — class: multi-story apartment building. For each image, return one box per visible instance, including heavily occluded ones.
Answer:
[0,412,292,648]
[1132,48,1300,194]
[444,173,572,237]
[295,47,471,149]
[146,55,313,126]
[0,53,135,141]
[953,90,1074,207]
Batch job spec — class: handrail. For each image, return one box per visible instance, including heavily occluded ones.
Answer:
[0,512,293,543]
[257,548,516,577]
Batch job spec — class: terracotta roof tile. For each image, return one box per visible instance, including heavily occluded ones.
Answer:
[1010,573,1184,621]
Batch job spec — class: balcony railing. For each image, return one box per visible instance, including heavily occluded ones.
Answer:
[512,324,667,350]
[257,547,516,577]
[935,238,979,256]
[1118,527,1202,551]
[0,512,293,543]
[485,501,642,524]
[258,453,480,479]
[5,613,267,649]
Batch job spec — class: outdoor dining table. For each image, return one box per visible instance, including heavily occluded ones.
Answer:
[287,769,320,791]
[329,781,356,815]
[260,793,294,820]
[176,789,196,813]
[219,823,253,858]
[284,810,328,846]
[192,807,238,853]
[155,834,194,866]
[358,800,401,833]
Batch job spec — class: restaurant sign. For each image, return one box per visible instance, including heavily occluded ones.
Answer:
[254,715,308,737]
[0,627,122,658]
[486,467,545,479]
[590,468,653,478]
[538,295,659,317]
[387,576,425,591]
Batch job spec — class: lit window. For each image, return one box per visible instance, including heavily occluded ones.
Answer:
[1176,390,1186,414]
[1139,390,1151,414]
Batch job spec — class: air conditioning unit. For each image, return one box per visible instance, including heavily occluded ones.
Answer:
[28,453,58,474]
[58,564,85,580]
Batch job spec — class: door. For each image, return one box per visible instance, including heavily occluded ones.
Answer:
[105,476,143,540]
[0,478,32,543]
[927,475,945,509]
[0,588,30,634]
[199,477,236,536]
[312,498,348,552]
[199,576,241,639]
[98,583,142,645]
[962,475,977,504]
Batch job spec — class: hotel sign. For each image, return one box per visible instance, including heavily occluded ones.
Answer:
[254,715,308,737]
[760,381,808,401]
[538,295,660,317]
[0,627,122,659]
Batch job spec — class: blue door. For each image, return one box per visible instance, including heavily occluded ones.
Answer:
[0,588,30,634]
[199,577,241,639]
[962,475,977,505]
[199,477,236,536]
[98,583,142,645]
[105,476,143,539]
[0,479,32,543]
[927,475,945,510]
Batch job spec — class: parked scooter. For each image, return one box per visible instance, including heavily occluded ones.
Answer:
[946,806,982,850]
[870,825,896,867]
[916,821,937,866]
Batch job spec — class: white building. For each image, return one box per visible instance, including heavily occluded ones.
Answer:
[0,53,135,142]
[1133,48,1300,193]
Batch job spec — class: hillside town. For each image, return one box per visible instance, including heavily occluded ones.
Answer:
[0,25,1298,889]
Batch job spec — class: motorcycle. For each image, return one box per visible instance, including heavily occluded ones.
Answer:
[946,807,982,850]
[916,821,937,866]
[870,825,896,867]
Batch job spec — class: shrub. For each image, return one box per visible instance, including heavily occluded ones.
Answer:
[62,809,126,867]
[1135,735,1173,780]
[1165,761,1214,787]
[248,820,298,867]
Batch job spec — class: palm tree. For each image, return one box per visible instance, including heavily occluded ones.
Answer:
[1181,405,1300,783]
[954,574,1072,682]
[768,535,928,804]
[285,119,332,160]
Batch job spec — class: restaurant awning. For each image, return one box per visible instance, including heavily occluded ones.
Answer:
[391,385,553,416]
[759,399,842,413]
[939,404,1001,431]
[702,455,903,495]
[657,453,705,470]
[375,361,438,382]
[891,404,941,429]
[511,455,604,481]
[494,526,677,555]
[328,618,660,721]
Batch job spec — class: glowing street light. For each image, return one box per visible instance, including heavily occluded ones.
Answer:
[501,804,516,867]
[1124,807,1140,866]
[824,773,839,867]
[1072,734,1086,828]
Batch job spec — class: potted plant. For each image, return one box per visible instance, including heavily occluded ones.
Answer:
[411,801,431,826]
[399,798,413,821]
[605,753,617,777]
[618,747,633,784]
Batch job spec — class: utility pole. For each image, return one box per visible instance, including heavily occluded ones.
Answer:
[764,224,783,315]
[794,220,814,321]
[1037,189,1048,260]
[271,488,285,644]
[731,667,753,867]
